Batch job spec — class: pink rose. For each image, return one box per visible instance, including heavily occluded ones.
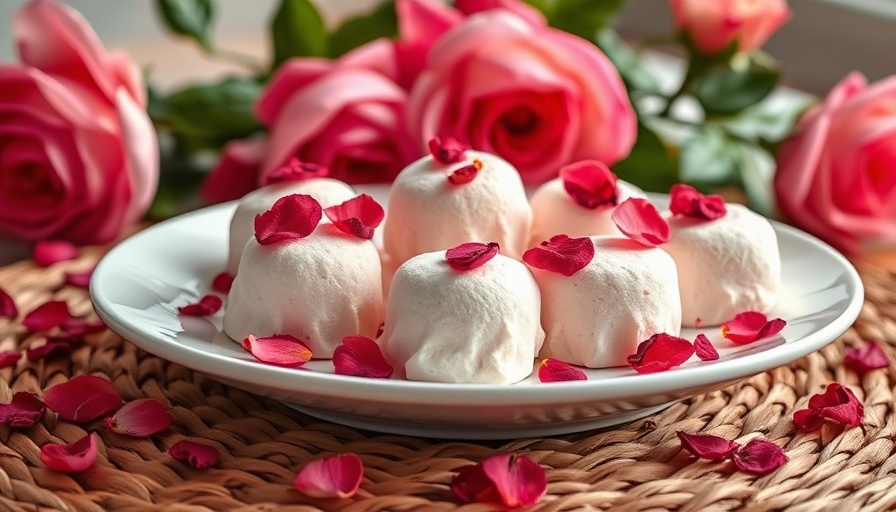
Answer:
[0,0,157,245]
[201,138,266,204]
[407,10,636,184]
[775,72,896,255]
[669,0,791,54]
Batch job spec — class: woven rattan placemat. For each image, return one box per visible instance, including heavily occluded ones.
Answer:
[1,249,894,512]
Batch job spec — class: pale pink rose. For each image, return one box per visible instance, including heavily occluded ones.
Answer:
[775,72,896,255]
[0,0,157,245]
[407,10,636,184]
[669,0,791,54]
[201,138,267,204]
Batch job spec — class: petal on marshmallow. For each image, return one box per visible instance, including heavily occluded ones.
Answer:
[446,242,500,271]
[254,194,322,245]
[324,194,385,239]
[611,198,670,247]
[428,136,468,164]
[559,160,618,209]
[522,235,594,276]
[669,184,726,220]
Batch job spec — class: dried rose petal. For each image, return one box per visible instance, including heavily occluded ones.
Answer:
[22,301,73,332]
[324,194,385,239]
[628,333,695,374]
[731,439,788,475]
[254,194,322,245]
[333,336,393,378]
[677,431,738,460]
[169,439,219,468]
[611,198,670,247]
[537,358,587,383]
[0,287,18,319]
[844,341,889,374]
[792,409,825,432]
[294,453,364,499]
[452,453,547,508]
[43,374,122,423]
[33,240,79,267]
[59,317,105,336]
[0,392,46,427]
[242,334,312,367]
[721,312,786,344]
[522,235,595,277]
[559,160,618,209]
[264,157,328,185]
[26,335,84,362]
[211,272,235,294]
[446,242,500,271]
[428,136,468,164]
[694,334,719,361]
[64,267,94,289]
[448,160,483,185]
[0,351,21,369]
[669,184,727,220]
[178,295,223,317]
[793,382,864,432]
[40,433,99,473]
[104,398,172,437]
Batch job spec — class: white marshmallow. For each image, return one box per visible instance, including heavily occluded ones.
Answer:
[662,203,780,327]
[379,251,544,384]
[223,223,384,358]
[383,151,532,266]
[226,179,355,274]
[529,179,646,245]
[532,236,681,369]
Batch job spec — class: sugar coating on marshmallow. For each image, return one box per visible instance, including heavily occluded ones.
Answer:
[223,223,383,358]
[529,179,646,245]
[382,151,532,266]
[379,251,544,384]
[532,236,681,369]
[662,203,780,327]
[226,179,355,274]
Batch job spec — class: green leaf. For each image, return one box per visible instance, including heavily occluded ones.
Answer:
[612,122,679,193]
[148,165,206,220]
[694,63,780,116]
[163,77,263,142]
[527,0,626,39]
[329,1,397,58]
[154,0,214,51]
[270,0,328,68]
[718,99,812,144]
[736,143,777,218]
[679,126,740,187]
[595,28,661,94]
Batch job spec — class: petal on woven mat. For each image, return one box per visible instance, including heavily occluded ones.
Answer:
[0,392,46,427]
[677,431,738,460]
[33,240,79,267]
[22,300,73,332]
[294,453,364,499]
[0,286,18,319]
[40,433,98,473]
[731,439,787,475]
[452,453,547,508]
[844,341,889,373]
[64,266,94,289]
[169,440,219,468]
[104,398,172,437]
[43,374,122,423]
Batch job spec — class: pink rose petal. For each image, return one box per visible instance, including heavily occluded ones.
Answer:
[731,439,788,475]
[0,351,22,369]
[793,382,864,432]
[0,287,18,319]
[264,157,328,185]
[211,272,235,294]
[559,160,618,209]
[522,235,595,277]
[294,453,364,499]
[445,242,500,271]
[0,392,46,427]
[428,136,468,164]
[323,194,385,240]
[611,198,670,247]
[40,433,99,473]
[537,358,587,383]
[628,333,695,374]
[677,431,738,460]
[169,440,219,469]
[43,374,122,423]
[669,184,726,220]
[844,341,889,374]
[694,334,720,361]
[22,300,74,332]
[64,267,95,289]
[254,194,322,245]
[104,398,172,437]
[33,240,79,267]
[721,312,786,344]
[452,453,547,508]
[333,336,393,378]
[242,334,312,367]
[178,295,223,317]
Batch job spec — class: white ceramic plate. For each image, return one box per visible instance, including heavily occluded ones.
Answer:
[91,185,863,439]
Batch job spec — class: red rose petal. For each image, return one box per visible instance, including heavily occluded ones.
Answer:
[669,184,727,220]
[254,194,322,245]
[333,336,393,378]
[22,300,73,332]
[59,317,105,336]
[627,333,695,374]
[0,351,21,369]
[721,312,786,344]
[801,382,864,430]
[40,433,99,473]
[178,295,223,317]
[731,439,788,475]
[263,157,328,185]
[169,439,219,468]
[844,341,889,374]
[33,240,79,267]
[0,287,18,319]
[694,334,719,361]
[64,267,94,289]
[242,334,312,367]
[26,335,84,362]
[792,408,825,432]
[447,160,483,185]
[559,160,618,209]
[323,194,385,240]
[446,242,500,271]
[104,398,173,437]
[452,463,500,504]
[211,272,235,294]
[522,235,595,277]
[452,453,547,508]
[537,358,587,383]
[677,431,738,460]
[428,136,468,164]
[294,453,364,499]
[0,392,46,427]
[611,198,670,247]
[43,374,122,423]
